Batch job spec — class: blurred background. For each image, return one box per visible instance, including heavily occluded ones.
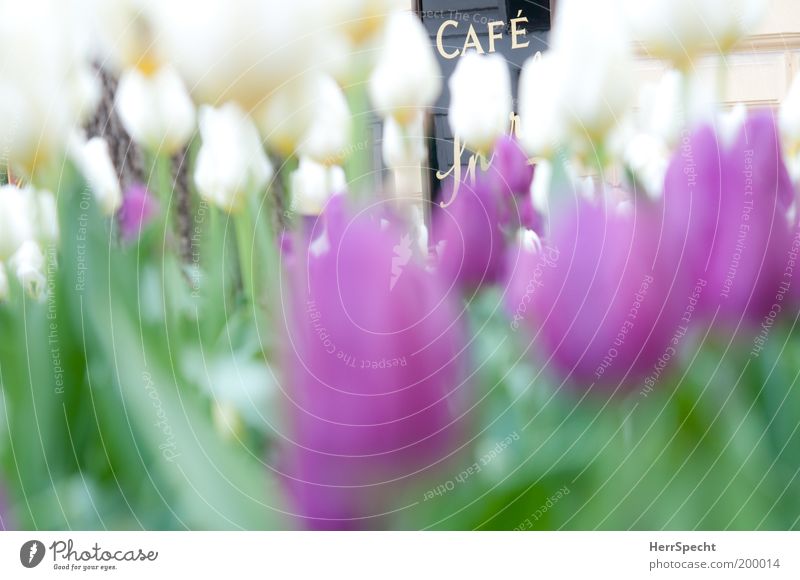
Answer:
[1,0,800,531]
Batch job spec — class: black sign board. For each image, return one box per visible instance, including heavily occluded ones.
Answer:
[415,0,553,197]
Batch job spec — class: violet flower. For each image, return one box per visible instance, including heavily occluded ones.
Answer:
[279,203,469,529]
[433,138,537,292]
[506,194,696,388]
[484,136,535,198]
[116,184,159,242]
[434,177,508,290]
[661,112,795,325]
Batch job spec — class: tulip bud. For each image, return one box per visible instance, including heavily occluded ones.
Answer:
[622,0,759,68]
[194,103,273,213]
[780,75,800,183]
[369,12,442,126]
[552,0,634,145]
[71,136,122,215]
[255,76,316,157]
[36,189,59,245]
[116,65,196,155]
[290,157,347,216]
[9,240,45,300]
[118,184,159,242]
[0,185,36,261]
[518,53,566,158]
[0,0,98,177]
[298,75,352,165]
[448,53,512,155]
[321,0,405,45]
[381,114,426,170]
[709,0,767,52]
[0,264,8,302]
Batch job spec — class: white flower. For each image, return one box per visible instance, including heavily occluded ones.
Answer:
[448,53,511,154]
[290,157,347,216]
[36,189,60,245]
[319,0,405,45]
[706,0,767,51]
[0,0,98,177]
[552,0,634,143]
[636,70,684,148]
[254,76,317,157]
[0,185,37,261]
[369,12,442,125]
[9,240,46,300]
[622,0,760,66]
[298,75,352,165]
[717,102,747,149]
[623,133,670,197]
[518,54,565,158]
[0,264,8,302]
[781,76,800,183]
[530,159,552,216]
[517,228,543,254]
[116,65,196,155]
[194,103,273,213]
[382,114,426,169]
[152,0,321,111]
[71,136,122,215]
[89,0,163,73]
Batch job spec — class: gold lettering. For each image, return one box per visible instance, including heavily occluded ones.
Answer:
[511,11,530,50]
[487,20,504,53]
[436,20,460,59]
[462,24,485,54]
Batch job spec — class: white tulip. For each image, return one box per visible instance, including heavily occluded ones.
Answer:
[382,114,427,169]
[298,75,352,165]
[254,76,317,157]
[9,240,46,300]
[623,133,670,197]
[530,159,552,216]
[151,0,321,111]
[0,264,8,302]
[0,0,98,177]
[71,136,122,215]
[781,76,800,183]
[518,53,566,158]
[89,0,163,73]
[552,0,634,143]
[36,189,60,245]
[717,103,747,150]
[448,53,512,154]
[318,0,405,45]
[0,185,37,261]
[704,0,767,51]
[290,157,347,216]
[116,65,196,155]
[623,0,734,67]
[369,12,442,125]
[517,228,543,254]
[194,104,273,213]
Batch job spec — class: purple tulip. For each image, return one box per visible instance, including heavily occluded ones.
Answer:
[506,194,696,388]
[662,112,795,325]
[117,184,159,242]
[434,177,508,290]
[485,136,535,197]
[279,202,469,529]
[433,138,538,292]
